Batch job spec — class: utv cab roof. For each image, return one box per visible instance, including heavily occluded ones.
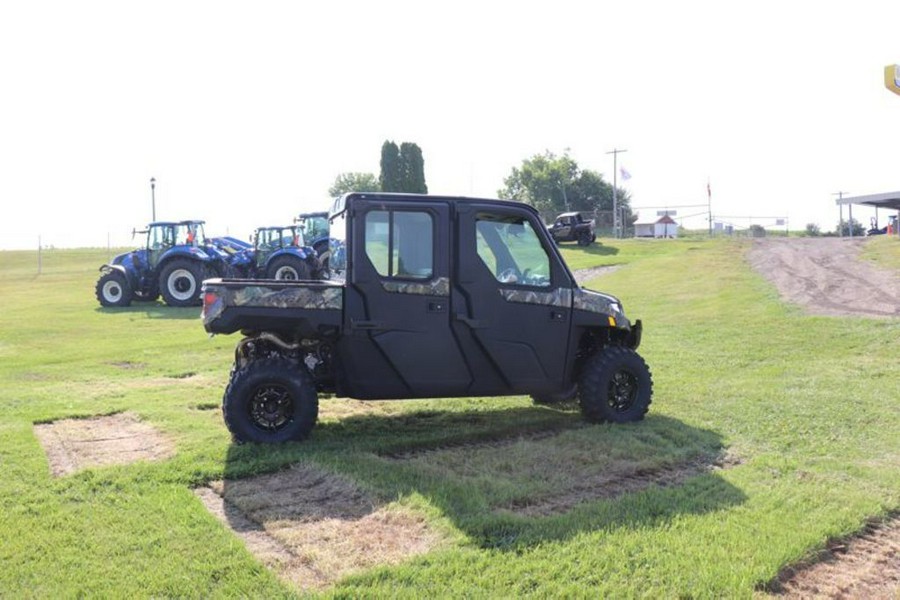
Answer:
[329,192,529,219]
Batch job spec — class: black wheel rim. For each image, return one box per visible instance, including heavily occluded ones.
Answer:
[175,276,192,293]
[607,369,638,412]
[249,384,294,431]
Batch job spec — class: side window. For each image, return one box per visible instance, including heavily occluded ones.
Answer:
[475,215,551,287]
[365,210,434,279]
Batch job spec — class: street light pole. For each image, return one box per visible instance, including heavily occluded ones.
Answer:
[606,148,627,238]
[150,177,157,222]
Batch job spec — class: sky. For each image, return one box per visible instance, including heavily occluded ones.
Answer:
[2,0,900,250]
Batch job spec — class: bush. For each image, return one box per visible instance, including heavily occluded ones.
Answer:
[835,218,865,237]
[805,223,821,237]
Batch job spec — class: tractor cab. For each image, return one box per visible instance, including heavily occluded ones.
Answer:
[252,226,304,269]
[144,220,208,269]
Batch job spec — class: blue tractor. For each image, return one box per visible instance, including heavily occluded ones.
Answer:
[296,210,334,275]
[95,220,249,308]
[230,225,322,280]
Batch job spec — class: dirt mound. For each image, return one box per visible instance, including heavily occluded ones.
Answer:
[33,412,175,477]
[768,515,900,598]
[747,238,900,318]
[195,464,443,591]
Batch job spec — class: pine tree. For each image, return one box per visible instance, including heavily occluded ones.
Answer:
[379,141,402,192]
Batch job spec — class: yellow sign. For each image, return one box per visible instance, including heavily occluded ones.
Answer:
[885,65,900,96]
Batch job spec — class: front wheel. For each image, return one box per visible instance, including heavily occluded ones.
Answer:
[267,255,312,280]
[579,346,652,423]
[577,230,593,246]
[159,259,205,307]
[222,358,319,443]
[96,271,134,307]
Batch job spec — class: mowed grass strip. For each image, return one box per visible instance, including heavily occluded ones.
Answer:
[0,239,898,597]
[195,463,447,592]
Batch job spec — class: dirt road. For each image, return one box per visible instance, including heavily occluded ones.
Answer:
[747,237,899,318]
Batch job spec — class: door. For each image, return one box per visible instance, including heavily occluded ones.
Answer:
[453,205,574,395]
[341,199,471,399]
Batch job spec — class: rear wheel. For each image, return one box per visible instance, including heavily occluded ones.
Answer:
[579,346,652,423]
[222,358,319,443]
[267,255,312,280]
[96,271,134,307]
[159,259,204,307]
[577,230,593,246]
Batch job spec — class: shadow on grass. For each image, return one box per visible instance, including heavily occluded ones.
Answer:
[94,303,200,320]
[560,242,620,256]
[218,406,745,551]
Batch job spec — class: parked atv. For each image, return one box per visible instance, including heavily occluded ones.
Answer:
[95,220,246,308]
[202,193,651,443]
[229,225,323,280]
[548,212,597,246]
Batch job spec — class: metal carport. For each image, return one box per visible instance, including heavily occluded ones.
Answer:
[835,191,900,237]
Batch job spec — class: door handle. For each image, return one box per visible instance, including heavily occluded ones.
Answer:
[351,319,384,330]
[454,313,487,329]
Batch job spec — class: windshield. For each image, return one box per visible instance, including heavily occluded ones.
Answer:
[328,212,347,282]
[174,223,204,246]
[301,216,329,240]
[257,227,299,250]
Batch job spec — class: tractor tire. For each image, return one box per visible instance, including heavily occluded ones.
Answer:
[222,357,319,443]
[96,271,134,307]
[313,240,329,257]
[159,259,205,307]
[579,346,652,423]
[316,251,331,279]
[267,255,312,281]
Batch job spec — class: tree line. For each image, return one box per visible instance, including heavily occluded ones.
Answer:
[328,144,633,227]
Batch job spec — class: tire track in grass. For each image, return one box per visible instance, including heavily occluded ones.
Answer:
[386,427,741,516]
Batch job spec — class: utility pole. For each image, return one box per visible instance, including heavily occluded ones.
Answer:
[560,180,569,212]
[150,177,157,222]
[606,148,627,238]
[833,191,847,237]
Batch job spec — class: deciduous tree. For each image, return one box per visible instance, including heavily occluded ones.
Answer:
[499,150,631,228]
[328,172,380,197]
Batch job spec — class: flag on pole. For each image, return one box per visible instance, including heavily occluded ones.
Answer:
[619,166,632,181]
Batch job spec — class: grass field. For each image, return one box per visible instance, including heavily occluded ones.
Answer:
[1,238,898,597]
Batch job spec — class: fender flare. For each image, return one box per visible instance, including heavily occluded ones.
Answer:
[266,247,315,267]
[99,263,127,275]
